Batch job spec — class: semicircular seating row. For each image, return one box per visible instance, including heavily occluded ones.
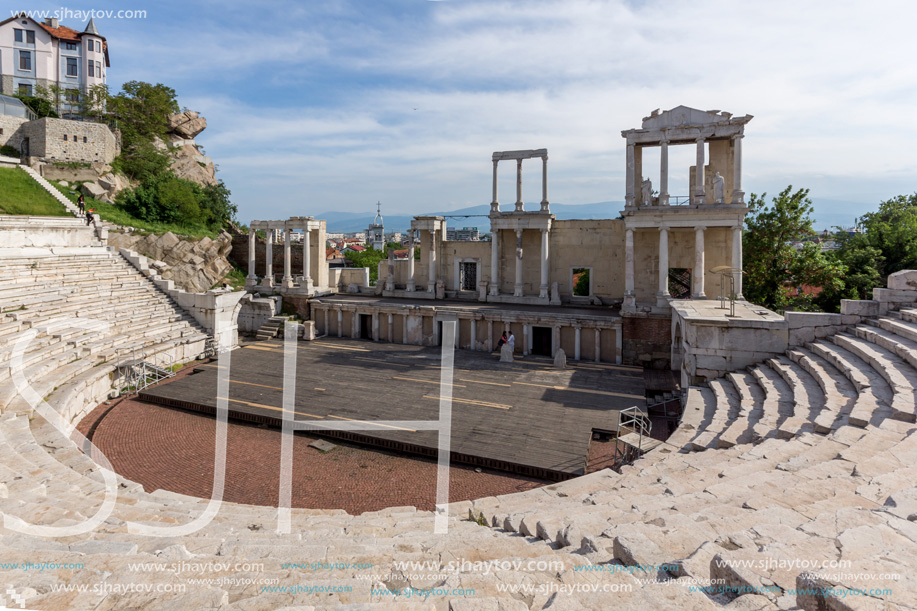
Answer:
[2,238,916,609]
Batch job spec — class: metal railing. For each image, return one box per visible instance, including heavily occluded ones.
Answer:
[115,346,176,394]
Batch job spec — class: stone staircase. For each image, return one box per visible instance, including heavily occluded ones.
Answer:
[254,315,289,340]
[1,229,915,609]
[18,165,83,219]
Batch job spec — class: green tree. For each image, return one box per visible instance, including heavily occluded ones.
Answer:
[742,186,845,312]
[198,180,238,227]
[814,193,917,311]
[107,81,179,149]
[78,83,109,123]
[113,139,171,183]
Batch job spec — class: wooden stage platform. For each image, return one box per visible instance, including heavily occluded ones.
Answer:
[139,338,647,480]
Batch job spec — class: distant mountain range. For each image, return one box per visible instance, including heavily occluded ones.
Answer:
[318,202,623,233]
[318,199,875,234]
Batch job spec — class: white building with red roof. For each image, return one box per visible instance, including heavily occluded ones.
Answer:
[0,16,109,118]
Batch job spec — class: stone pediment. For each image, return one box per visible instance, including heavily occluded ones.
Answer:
[641,106,732,130]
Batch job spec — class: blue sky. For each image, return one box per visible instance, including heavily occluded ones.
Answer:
[16,0,917,227]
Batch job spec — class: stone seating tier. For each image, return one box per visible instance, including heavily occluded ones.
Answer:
[1,238,915,609]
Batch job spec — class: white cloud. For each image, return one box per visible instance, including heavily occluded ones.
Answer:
[110,0,917,224]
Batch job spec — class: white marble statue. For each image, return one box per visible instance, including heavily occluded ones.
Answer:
[713,172,725,204]
[641,178,653,206]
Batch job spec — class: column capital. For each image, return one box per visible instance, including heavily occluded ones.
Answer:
[658,224,669,233]
[696,135,705,143]
[732,224,743,232]
[695,225,707,232]
[732,133,744,140]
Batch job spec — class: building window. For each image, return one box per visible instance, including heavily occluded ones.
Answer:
[26,30,34,43]
[88,62,94,77]
[14,29,23,42]
[96,61,101,74]
[460,262,478,291]
[668,268,692,299]
[67,57,78,76]
[66,89,79,102]
[19,51,31,71]
[63,135,68,141]
[572,268,591,296]
[65,42,77,51]
[17,83,32,96]
[83,137,87,143]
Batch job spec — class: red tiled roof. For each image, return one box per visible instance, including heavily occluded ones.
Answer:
[393,249,410,259]
[347,245,365,252]
[39,23,81,41]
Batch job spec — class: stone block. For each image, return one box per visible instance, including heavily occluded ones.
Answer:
[79,181,107,200]
[888,270,917,291]
[786,311,842,329]
[789,327,816,347]
[695,354,727,370]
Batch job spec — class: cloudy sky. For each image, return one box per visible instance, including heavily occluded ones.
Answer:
[20,0,917,225]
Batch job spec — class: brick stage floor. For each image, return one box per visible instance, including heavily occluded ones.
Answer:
[139,338,647,479]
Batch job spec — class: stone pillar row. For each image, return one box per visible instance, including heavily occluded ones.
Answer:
[514,229,524,297]
[315,304,620,362]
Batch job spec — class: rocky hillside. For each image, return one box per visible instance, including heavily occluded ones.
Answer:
[161,110,218,187]
[107,229,233,293]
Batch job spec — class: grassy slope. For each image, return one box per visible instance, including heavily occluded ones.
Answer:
[0,167,69,216]
[48,180,219,239]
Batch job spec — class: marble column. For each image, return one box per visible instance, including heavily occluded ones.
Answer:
[540,155,549,211]
[406,229,416,291]
[694,226,706,299]
[336,308,343,338]
[594,328,601,363]
[659,140,669,206]
[470,318,477,351]
[625,141,635,208]
[732,225,744,299]
[522,324,530,356]
[372,312,379,341]
[403,314,408,344]
[695,137,706,204]
[658,226,670,300]
[539,228,549,299]
[552,325,560,357]
[388,313,394,343]
[282,230,293,288]
[732,134,745,204]
[323,308,329,336]
[491,160,499,210]
[574,326,581,361]
[428,229,436,293]
[515,159,524,211]
[487,319,494,351]
[264,229,274,286]
[624,228,635,307]
[302,228,312,291]
[489,228,500,296]
[514,229,524,297]
[247,225,257,281]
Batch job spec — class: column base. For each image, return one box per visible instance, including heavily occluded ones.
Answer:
[488,285,499,296]
[282,277,295,289]
[540,200,550,212]
[539,285,549,299]
[513,284,524,297]
[625,196,634,208]
[692,291,707,299]
[731,191,745,204]
[658,194,669,206]
[656,293,672,308]
[406,281,415,292]
[514,202,524,212]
